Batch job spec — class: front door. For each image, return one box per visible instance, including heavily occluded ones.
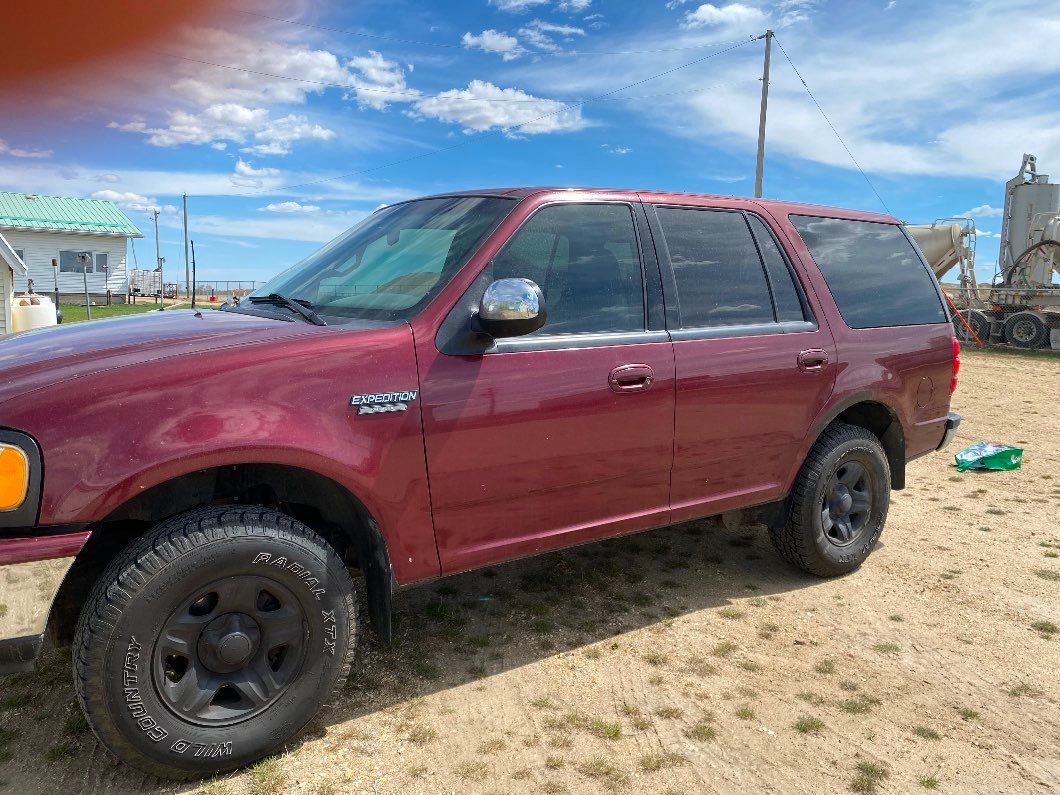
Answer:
[416,202,676,573]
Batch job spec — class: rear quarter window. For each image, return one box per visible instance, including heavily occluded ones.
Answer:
[789,215,946,329]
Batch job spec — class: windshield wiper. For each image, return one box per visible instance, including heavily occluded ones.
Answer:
[247,293,327,326]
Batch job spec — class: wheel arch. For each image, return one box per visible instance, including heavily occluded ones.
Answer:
[49,463,396,647]
[802,396,906,490]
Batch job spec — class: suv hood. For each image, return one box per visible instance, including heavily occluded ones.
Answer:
[0,309,361,403]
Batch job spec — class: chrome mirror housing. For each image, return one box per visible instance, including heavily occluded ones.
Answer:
[475,278,547,338]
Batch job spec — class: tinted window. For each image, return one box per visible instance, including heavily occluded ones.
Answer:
[747,215,806,322]
[493,203,644,334]
[790,215,946,329]
[655,207,774,327]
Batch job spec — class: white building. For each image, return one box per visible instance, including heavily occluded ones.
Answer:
[0,192,143,303]
[1,231,28,335]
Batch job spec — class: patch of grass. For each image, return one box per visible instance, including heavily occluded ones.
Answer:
[531,696,559,710]
[889,614,904,622]
[839,680,860,692]
[455,761,489,781]
[541,781,567,794]
[959,708,980,721]
[985,507,1006,515]
[531,617,557,634]
[1044,551,1059,558]
[58,302,160,324]
[940,568,962,580]
[920,774,941,789]
[1035,569,1060,581]
[62,712,90,736]
[686,654,717,677]
[713,640,738,658]
[630,715,652,731]
[478,738,507,754]
[840,695,880,714]
[587,719,623,740]
[873,642,900,655]
[197,780,235,795]
[247,757,286,794]
[643,651,669,666]
[684,716,716,741]
[654,706,684,720]
[0,691,31,710]
[735,705,755,720]
[1031,620,1058,636]
[794,716,825,734]
[718,606,745,620]
[545,754,566,770]
[758,622,779,639]
[1008,682,1039,698]
[639,751,686,772]
[913,726,941,740]
[796,691,826,706]
[583,647,602,660]
[814,659,836,675]
[851,761,889,793]
[44,742,72,762]
[575,755,629,790]
[738,659,762,673]
[407,725,438,744]
[749,596,769,607]
[978,526,992,532]
[411,658,440,680]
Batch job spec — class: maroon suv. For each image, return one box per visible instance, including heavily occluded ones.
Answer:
[0,188,960,777]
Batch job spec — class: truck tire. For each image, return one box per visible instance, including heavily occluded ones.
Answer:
[954,309,990,344]
[1003,311,1048,349]
[73,506,357,780]
[769,423,890,577]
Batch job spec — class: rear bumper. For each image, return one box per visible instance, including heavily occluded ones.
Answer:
[936,412,961,451]
[0,529,90,673]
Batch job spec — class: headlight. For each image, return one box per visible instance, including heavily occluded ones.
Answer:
[0,444,29,511]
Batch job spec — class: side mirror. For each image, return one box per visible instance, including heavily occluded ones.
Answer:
[474,278,547,338]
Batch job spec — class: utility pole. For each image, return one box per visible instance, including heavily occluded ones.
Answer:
[153,208,162,306]
[754,30,773,199]
[183,194,190,302]
[190,240,197,309]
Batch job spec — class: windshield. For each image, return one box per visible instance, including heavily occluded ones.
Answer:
[246,196,516,323]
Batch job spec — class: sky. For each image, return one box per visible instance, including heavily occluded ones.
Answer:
[1,0,1058,284]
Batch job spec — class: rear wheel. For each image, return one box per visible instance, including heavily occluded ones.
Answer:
[953,309,990,344]
[1003,311,1048,349]
[770,423,890,577]
[73,506,357,779]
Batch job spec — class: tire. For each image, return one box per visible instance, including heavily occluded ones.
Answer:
[770,423,890,577]
[73,506,357,780]
[1003,311,1048,349]
[953,309,990,344]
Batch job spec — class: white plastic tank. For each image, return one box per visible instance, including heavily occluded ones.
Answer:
[11,293,57,332]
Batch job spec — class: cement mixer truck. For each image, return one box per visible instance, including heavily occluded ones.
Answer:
[906,153,1060,349]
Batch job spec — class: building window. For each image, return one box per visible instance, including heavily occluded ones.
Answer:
[13,248,25,264]
[95,252,108,275]
[59,250,95,273]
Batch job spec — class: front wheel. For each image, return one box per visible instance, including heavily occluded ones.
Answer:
[73,506,357,779]
[770,423,890,577]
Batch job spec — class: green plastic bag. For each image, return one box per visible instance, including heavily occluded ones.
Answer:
[953,442,1023,472]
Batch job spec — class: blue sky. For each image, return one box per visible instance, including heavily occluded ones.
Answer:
[1,0,1058,283]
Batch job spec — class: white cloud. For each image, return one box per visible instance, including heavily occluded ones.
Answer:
[602,144,632,154]
[0,139,52,159]
[260,201,321,214]
[681,3,767,29]
[89,190,168,214]
[234,159,280,178]
[962,204,1004,218]
[345,51,420,110]
[410,80,586,136]
[971,226,1000,238]
[462,30,528,61]
[519,19,586,51]
[110,104,335,156]
[490,0,590,12]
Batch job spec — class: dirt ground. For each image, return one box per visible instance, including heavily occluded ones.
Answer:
[1,348,1058,795]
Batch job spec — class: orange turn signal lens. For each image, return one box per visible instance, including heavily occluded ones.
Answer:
[0,444,30,511]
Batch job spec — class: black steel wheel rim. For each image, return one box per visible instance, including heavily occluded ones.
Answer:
[820,459,873,547]
[153,575,307,726]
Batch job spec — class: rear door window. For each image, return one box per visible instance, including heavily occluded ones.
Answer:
[790,215,946,328]
[654,207,775,328]
[746,214,807,323]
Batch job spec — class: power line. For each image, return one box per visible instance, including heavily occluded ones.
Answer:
[232,8,761,57]
[242,37,761,195]
[772,35,893,215]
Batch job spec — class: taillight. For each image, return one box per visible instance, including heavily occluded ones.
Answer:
[950,336,960,394]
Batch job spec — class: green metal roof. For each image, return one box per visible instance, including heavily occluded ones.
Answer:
[0,191,143,237]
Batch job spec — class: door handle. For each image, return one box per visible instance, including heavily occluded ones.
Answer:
[798,349,829,373]
[609,364,655,393]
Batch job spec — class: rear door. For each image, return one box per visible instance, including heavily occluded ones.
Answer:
[646,204,838,522]
[416,201,676,573]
